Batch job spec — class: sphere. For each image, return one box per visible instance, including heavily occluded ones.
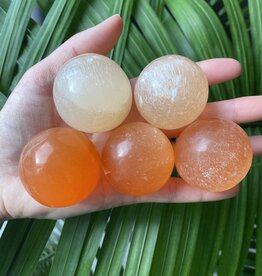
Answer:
[175,119,253,192]
[134,55,208,130]
[102,122,174,196]
[19,128,101,207]
[53,54,132,133]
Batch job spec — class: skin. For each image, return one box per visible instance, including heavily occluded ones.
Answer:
[0,15,260,220]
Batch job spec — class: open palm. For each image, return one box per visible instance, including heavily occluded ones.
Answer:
[0,16,260,219]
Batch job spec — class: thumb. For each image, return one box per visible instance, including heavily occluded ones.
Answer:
[29,15,123,88]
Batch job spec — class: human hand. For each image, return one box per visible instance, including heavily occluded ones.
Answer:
[0,15,254,220]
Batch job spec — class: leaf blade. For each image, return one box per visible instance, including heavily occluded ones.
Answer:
[7,220,55,276]
[49,215,91,276]
[0,0,36,94]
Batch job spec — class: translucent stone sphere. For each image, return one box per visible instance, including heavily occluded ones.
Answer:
[19,128,101,207]
[175,119,253,192]
[134,55,208,130]
[102,122,174,196]
[53,54,132,133]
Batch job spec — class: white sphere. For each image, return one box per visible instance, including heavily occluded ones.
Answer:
[53,54,132,133]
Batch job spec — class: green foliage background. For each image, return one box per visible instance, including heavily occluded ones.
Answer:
[0,0,261,275]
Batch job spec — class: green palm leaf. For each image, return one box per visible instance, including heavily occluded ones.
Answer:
[49,215,91,276]
[124,204,163,276]
[0,0,261,275]
[249,0,262,93]
[109,0,134,65]
[11,0,81,89]
[0,0,36,94]
[76,211,111,275]
[0,91,6,110]
[6,220,55,276]
[223,0,254,95]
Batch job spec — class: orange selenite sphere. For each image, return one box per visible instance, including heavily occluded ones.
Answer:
[175,119,253,192]
[102,122,174,196]
[19,128,101,207]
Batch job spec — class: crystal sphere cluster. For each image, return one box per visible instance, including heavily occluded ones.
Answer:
[19,54,253,207]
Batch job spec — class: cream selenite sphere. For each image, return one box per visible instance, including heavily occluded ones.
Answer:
[53,54,132,133]
[134,55,209,130]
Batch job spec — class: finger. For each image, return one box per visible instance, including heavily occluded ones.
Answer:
[201,96,262,123]
[28,15,123,88]
[196,58,241,85]
[250,136,262,156]
[129,58,241,89]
